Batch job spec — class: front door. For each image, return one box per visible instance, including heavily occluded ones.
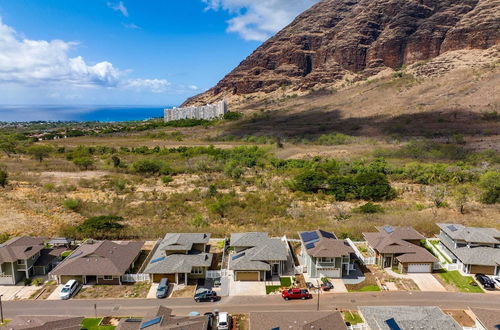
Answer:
[384,256,392,268]
[272,263,280,275]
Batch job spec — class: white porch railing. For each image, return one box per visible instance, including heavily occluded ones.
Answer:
[206,270,222,279]
[121,273,150,283]
[0,274,14,285]
[346,239,376,265]
[348,323,368,330]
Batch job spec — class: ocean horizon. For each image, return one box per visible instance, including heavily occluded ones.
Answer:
[0,105,174,123]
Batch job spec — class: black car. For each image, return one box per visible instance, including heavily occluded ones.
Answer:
[194,290,219,302]
[475,273,495,290]
[204,312,214,329]
[320,278,334,291]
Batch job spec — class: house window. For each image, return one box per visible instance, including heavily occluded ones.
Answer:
[191,267,203,275]
[17,259,26,265]
[320,257,335,263]
[103,275,113,280]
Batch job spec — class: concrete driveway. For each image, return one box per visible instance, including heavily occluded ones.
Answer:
[46,285,64,300]
[408,274,446,292]
[331,279,348,293]
[0,285,39,301]
[229,278,266,296]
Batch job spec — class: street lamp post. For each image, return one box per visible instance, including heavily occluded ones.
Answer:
[0,294,4,324]
[316,280,320,311]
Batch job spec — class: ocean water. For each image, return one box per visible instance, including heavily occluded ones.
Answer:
[0,105,171,122]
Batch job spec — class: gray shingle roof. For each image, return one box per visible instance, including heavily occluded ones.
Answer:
[160,233,210,252]
[144,252,213,274]
[438,223,500,244]
[250,311,348,330]
[300,229,353,258]
[117,306,208,330]
[5,315,83,330]
[359,306,462,330]
[50,240,144,276]
[229,235,288,271]
[0,237,45,263]
[440,237,500,266]
[230,232,269,248]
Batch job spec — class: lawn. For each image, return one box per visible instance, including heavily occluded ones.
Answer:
[81,318,115,330]
[437,270,483,293]
[343,311,363,325]
[427,240,452,263]
[280,277,292,287]
[356,285,381,292]
[266,285,282,294]
[60,250,73,258]
[266,277,293,294]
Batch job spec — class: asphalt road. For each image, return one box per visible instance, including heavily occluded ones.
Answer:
[3,292,500,317]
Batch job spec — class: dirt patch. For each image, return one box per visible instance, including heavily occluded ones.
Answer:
[75,282,150,299]
[171,285,196,298]
[30,282,58,300]
[345,264,380,292]
[443,310,475,327]
[372,267,419,291]
[294,274,307,289]
[231,314,249,330]
[100,317,122,326]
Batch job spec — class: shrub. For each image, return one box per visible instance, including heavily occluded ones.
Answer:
[132,159,171,175]
[26,145,53,162]
[0,233,10,244]
[316,133,352,145]
[223,111,243,120]
[162,175,173,185]
[0,169,7,187]
[479,172,500,204]
[32,278,44,286]
[191,214,209,228]
[111,155,121,168]
[355,202,384,214]
[63,198,80,211]
[76,215,125,238]
[73,157,94,170]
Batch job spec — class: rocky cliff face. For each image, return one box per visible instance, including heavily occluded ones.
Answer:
[185,0,499,105]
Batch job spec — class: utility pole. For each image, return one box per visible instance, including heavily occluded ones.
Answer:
[316,280,320,311]
[0,294,4,324]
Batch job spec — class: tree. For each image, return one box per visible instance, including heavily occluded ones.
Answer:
[26,145,53,162]
[452,185,470,214]
[111,155,121,168]
[76,215,125,239]
[0,169,7,188]
[0,135,17,157]
[479,172,500,204]
[427,185,448,208]
[73,157,94,170]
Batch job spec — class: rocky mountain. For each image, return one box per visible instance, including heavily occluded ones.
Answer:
[185,0,499,106]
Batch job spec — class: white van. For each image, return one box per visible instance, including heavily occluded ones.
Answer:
[59,279,78,300]
[217,312,230,330]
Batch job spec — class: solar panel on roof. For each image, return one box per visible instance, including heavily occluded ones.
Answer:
[140,317,162,329]
[300,231,319,243]
[385,318,402,330]
[232,252,245,260]
[448,225,458,232]
[383,225,394,234]
[319,230,336,239]
[305,242,315,249]
[150,256,166,264]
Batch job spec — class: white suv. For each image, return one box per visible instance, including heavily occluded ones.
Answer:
[59,279,78,300]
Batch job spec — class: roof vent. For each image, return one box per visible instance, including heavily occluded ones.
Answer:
[383,226,394,234]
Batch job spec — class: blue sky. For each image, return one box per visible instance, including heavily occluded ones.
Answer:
[0,0,318,107]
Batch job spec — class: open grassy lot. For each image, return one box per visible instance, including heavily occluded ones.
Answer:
[75,282,151,299]
[342,311,364,325]
[435,270,483,293]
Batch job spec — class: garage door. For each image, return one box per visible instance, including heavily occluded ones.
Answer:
[152,274,176,283]
[470,265,495,275]
[236,271,259,281]
[60,275,83,284]
[408,263,431,273]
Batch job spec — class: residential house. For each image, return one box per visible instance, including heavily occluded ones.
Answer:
[358,306,462,330]
[229,232,289,281]
[144,233,213,284]
[33,247,67,276]
[470,308,500,330]
[3,315,83,330]
[437,223,500,275]
[116,306,209,330]
[249,311,348,330]
[48,237,74,248]
[363,226,437,273]
[299,229,354,279]
[0,237,45,285]
[49,240,144,285]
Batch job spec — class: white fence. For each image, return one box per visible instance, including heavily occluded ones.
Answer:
[206,270,222,279]
[348,323,368,330]
[346,239,376,265]
[122,273,150,283]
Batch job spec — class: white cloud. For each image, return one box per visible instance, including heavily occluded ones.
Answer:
[124,79,171,93]
[123,23,141,29]
[107,1,129,17]
[202,0,319,41]
[0,17,174,94]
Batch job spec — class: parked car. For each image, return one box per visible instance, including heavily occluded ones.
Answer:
[306,282,314,289]
[475,273,495,290]
[321,278,334,291]
[217,312,231,330]
[59,279,78,300]
[281,288,312,300]
[493,277,500,288]
[194,289,219,302]
[204,312,214,329]
[156,278,169,299]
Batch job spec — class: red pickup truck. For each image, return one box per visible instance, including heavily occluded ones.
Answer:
[281,288,313,300]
